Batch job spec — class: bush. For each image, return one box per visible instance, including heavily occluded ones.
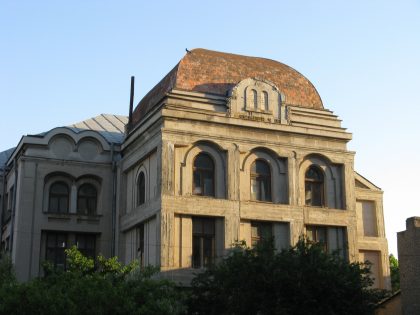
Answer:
[0,247,187,315]
[189,238,388,315]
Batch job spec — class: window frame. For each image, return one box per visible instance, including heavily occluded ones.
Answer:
[137,171,146,206]
[192,152,215,197]
[46,232,68,269]
[77,183,97,215]
[262,90,269,111]
[75,234,96,259]
[305,165,325,207]
[192,217,215,268]
[250,159,272,202]
[136,224,145,266]
[251,221,273,247]
[306,225,347,258]
[48,181,70,214]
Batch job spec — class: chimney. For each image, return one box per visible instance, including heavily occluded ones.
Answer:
[127,76,135,133]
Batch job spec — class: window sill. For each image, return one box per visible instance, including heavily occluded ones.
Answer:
[46,214,71,222]
[45,212,102,223]
[245,109,273,115]
[192,194,217,199]
[76,216,100,224]
[249,199,273,204]
[303,206,347,212]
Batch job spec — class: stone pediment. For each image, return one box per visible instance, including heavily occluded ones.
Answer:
[227,78,288,125]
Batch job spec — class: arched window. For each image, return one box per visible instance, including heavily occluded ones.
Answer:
[77,184,97,215]
[137,172,145,206]
[305,165,324,206]
[193,153,215,196]
[262,91,269,111]
[250,159,271,201]
[252,89,258,110]
[49,182,69,213]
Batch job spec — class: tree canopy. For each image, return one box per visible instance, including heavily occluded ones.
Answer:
[189,239,388,315]
[1,240,389,315]
[389,254,400,292]
[0,247,187,315]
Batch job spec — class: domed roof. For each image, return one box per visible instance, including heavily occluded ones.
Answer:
[132,49,323,124]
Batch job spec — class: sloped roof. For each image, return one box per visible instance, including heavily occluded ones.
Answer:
[68,114,128,144]
[0,147,15,170]
[132,48,323,125]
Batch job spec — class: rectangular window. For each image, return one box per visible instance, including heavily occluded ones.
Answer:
[306,225,347,258]
[2,192,11,222]
[46,232,67,270]
[359,250,381,288]
[45,232,97,270]
[361,201,377,237]
[76,234,96,259]
[192,217,215,268]
[137,224,145,266]
[251,221,273,247]
[8,186,13,211]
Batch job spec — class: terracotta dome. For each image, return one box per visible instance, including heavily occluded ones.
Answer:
[132,49,323,124]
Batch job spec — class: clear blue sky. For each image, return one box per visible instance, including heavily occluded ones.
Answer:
[1,0,419,257]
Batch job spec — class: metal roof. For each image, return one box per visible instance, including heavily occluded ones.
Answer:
[0,147,15,169]
[67,114,128,144]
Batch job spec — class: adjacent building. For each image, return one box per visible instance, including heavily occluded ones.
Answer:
[0,49,390,288]
[398,217,420,314]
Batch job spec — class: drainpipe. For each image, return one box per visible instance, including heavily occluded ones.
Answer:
[27,162,38,278]
[111,143,117,256]
[9,158,18,255]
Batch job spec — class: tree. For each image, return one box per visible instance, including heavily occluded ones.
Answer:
[0,247,187,315]
[389,254,400,292]
[189,239,388,315]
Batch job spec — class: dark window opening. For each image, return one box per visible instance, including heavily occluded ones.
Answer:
[46,232,67,269]
[137,172,145,206]
[305,166,324,206]
[193,153,215,197]
[192,217,215,268]
[76,234,96,259]
[250,159,272,201]
[49,182,69,213]
[306,225,347,258]
[251,221,273,247]
[77,184,97,215]
[137,224,145,266]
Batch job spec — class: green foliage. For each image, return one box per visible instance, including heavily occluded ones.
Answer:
[0,253,16,286]
[0,248,187,315]
[65,246,95,274]
[389,254,400,292]
[189,238,388,315]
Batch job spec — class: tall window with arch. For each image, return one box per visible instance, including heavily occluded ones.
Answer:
[305,165,325,206]
[77,184,97,215]
[250,159,272,202]
[252,89,258,110]
[137,171,145,206]
[262,91,269,111]
[49,182,69,213]
[193,152,215,197]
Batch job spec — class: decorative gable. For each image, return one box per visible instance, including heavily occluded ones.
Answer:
[227,78,288,124]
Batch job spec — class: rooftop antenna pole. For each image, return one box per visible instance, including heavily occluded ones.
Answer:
[128,76,135,133]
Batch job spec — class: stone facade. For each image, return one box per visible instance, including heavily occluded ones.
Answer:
[0,49,390,288]
[398,217,420,314]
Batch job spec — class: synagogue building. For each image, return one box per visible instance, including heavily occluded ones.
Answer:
[0,49,390,288]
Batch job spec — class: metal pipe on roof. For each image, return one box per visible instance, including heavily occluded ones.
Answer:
[127,76,135,133]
